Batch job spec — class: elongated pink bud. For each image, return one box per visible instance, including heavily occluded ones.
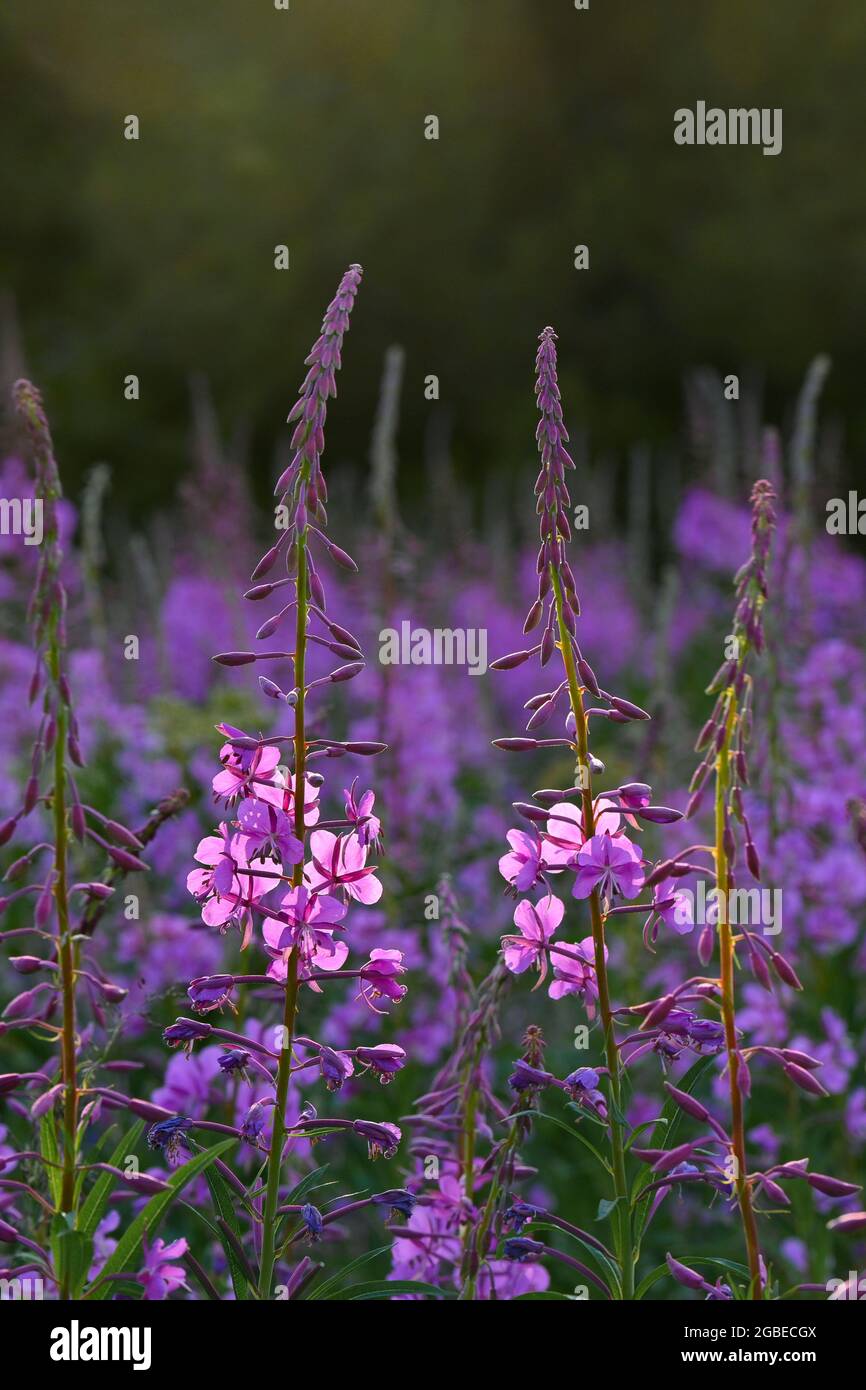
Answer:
[827,1212,866,1233]
[523,600,543,634]
[781,1049,822,1070]
[642,994,677,1029]
[490,649,534,671]
[102,819,145,851]
[329,661,365,683]
[747,942,773,992]
[783,1063,828,1097]
[698,925,714,965]
[526,700,556,731]
[685,787,705,819]
[323,540,358,572]
[664,1081,709,1123]
[694,718,716,753]
[31,1082,64,1119]
[24,776,40,814]
[213,651,257,666]
[576,657,600,696]
[760,1176,789,1205]
[807,1172,860,1198]
[636,806,684,825]
[244,581,284,601]
[532,788,570,804]
[771,952,802,990]
[323,619,361,651]
[106,846,150,873]
[72,883,115,900]
[609,696,651,721]
[10,956,51,974]
[666,1253,706,1291]
[35,879,55,927]
[258,677,284,701]
[256,612,285,641]
[0,817,18,847]
[251,540,285,581]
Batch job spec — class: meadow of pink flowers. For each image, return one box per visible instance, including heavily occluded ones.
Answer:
[1,274,864,1306]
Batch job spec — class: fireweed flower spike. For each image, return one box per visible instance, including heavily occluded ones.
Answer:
[686,481,777,1298]
[490,329,691,1300]
[3,382,149,1297]
[180,266,409,1300]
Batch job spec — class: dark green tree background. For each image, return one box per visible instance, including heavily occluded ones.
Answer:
[1,0,863,511]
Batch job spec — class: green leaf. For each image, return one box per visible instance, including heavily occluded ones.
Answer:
[513,1290,585,1300]
[204,1167,249,1301]
[625,1117,668,1151]
[109,1279,145,1299]
[85,1138,237,1300]
[635,1253,751,1300]
[79,1120,145,1237]
[40,1116,62,1210]
[56,1228,94,1300]
[511,1109,613,1175]
[596,1197,620,1222]
[344,1279,449,1300]
[308,1242,394,1300]
[283,1163,334,1207]
[526,1222,621,1298]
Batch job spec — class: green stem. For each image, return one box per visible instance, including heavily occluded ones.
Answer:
[551,566,633,1299]
[49,637,76,1297]
[258,511,309,1298]
[462,1118,521,1301]
[715,700,763,1297]
[258,953,299,1297]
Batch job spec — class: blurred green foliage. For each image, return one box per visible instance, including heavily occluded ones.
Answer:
[1,0,864,514]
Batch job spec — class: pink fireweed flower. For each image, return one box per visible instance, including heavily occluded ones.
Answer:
[306,828,383,904]
[212,729,321,825]
[571,832,644,903]
[212,726,283,805]
[318,1045,355,1091]
[187,974,235,1013]
[651,877,695,936]
[355,1043,407,1083]
[186,824,278,936]
[236,797,304,866]
[563,1065,608,1119]
[279,771,322,827]
[499,828,559,893]
[353,1119,402,1160]
[542,797,622,868]
[359,948,407,1011]
[344,778,383,853]
[548,936,604,1015]
[502,895,565,985]
[262,884,348,981]
[138,1235,189,1300]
